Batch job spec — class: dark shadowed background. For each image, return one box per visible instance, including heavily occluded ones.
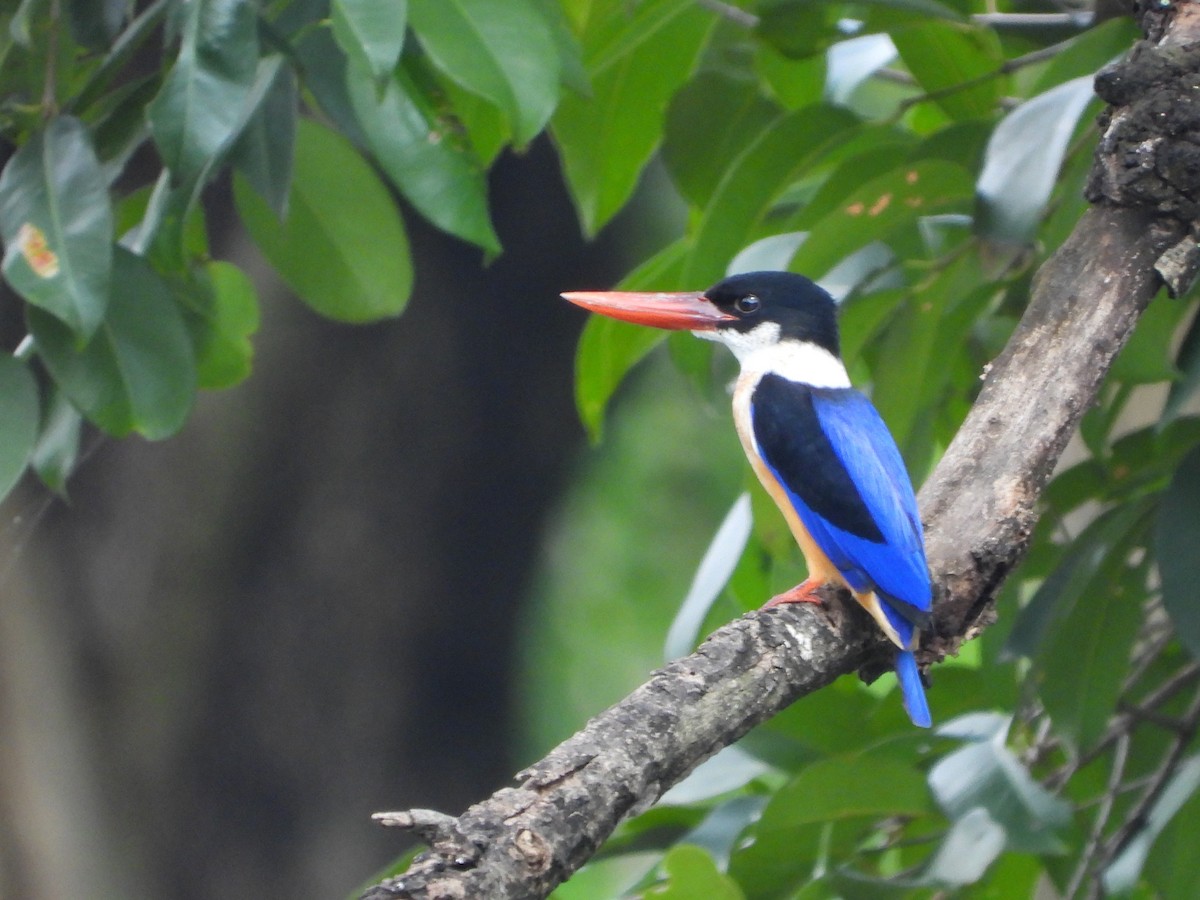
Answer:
[0,139,670,899]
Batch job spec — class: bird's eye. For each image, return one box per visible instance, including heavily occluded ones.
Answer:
[734,294,761,315]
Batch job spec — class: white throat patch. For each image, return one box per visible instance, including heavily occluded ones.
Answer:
[696,322,850,389]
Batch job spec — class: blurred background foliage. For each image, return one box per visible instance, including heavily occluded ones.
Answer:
[1,0,1199,898]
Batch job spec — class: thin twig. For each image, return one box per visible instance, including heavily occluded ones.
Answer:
[695,0,759,28]
[1064,732,1131,899]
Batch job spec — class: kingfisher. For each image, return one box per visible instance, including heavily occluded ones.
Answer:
[563,271,932,727]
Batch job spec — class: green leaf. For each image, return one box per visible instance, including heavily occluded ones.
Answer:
[923,808,1006,886]
[930,713,1071,854]
[1110,295,1189,384]
[572,239,688,440]
[331,0,406,83]
[409,0,559,146]
[976,77,1096,243]
[662,71,781,208]
[681,105,860,286]
[0,115,113,338]
[184,261,260,389]
[1036,546,1144,749]
[1157,446,1200,661]
[648,845,743,899]
[146,0,258,186]
[1164,308,1200,427]
[1140,760,1200,900]
[235,118,413,323]
[552,0,713,234]
[65,0,127,50]
[229,55,297,220]
[0,354,40,502]
[1104,755,1200,894]
[789,159,975,279]
[29,248,197,439]
[1031,17,1139,94]
[730,751,931,896]
[1004,501,1152,661]
[348,64,500,254]
[890,22,1004,121]
[30,387,81,496]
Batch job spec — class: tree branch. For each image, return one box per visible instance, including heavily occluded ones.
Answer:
[364,8,1200,897]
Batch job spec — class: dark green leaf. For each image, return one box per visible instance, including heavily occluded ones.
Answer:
[1164,306,1200,427]
[29,248,196,439]
[146,0,258,186]
[1140,759,1200,900]
[290,22,367,149]
[552,0,713,234]
[1104,755,1200,894]
[30,387,81,496]
[662,71,781,208]
[930,713,1071,853]
[235,118,413,323]
[681,105,860,286]
[66,0,127,50]
[789,159,974,279]
[754,44,825,109]
[891,22,1004,121]
[0,115,113,338]
[1157,446,1200,661]
[754,0,835,58]
[409,0,559,147]
[976,77,1097,243]
[331,0,406,83]
[183,261,259,389]
[0,354,40,502]
[1004,500,1152,660]
[647,845,743,899]
[1031,17,1139,94]
[229,55,297,219]
[348,64,500,254]
[1036,547,1144,749]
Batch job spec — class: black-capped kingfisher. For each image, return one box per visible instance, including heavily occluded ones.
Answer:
[563,271,932,727]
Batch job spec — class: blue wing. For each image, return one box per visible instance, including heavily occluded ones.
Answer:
[750,376,931,628]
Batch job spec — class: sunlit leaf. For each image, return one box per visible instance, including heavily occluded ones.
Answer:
[647,844,743,899]
[410,0,559,146]
[1111,295,1189,384]
[181,261,260,389]
[0,354,40,502]
[29,248,196,439]
[553,0,713,234]
[348,65,500,254]
[1157,446,1200,661]
[788,159,974,279]
[331,0,406,83]
[235,119,413,323]
[0,115,112,338]
[146,0,257,186]
[976,77,1097,243]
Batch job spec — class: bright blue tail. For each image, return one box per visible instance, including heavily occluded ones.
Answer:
[895,649,931,728]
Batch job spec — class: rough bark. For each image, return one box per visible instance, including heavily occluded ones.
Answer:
[364,8,1200,899]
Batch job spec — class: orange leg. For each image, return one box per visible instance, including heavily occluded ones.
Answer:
[762,577,825,608]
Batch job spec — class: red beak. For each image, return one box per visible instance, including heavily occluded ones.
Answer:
[561,290,735,331]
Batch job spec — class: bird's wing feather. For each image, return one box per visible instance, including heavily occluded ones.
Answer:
[750,375,930,619]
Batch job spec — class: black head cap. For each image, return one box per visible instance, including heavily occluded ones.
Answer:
[703,271,840,356]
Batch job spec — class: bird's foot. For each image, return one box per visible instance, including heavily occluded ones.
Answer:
[763,578,824,608]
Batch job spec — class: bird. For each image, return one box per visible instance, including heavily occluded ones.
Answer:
[562,271,932,727]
